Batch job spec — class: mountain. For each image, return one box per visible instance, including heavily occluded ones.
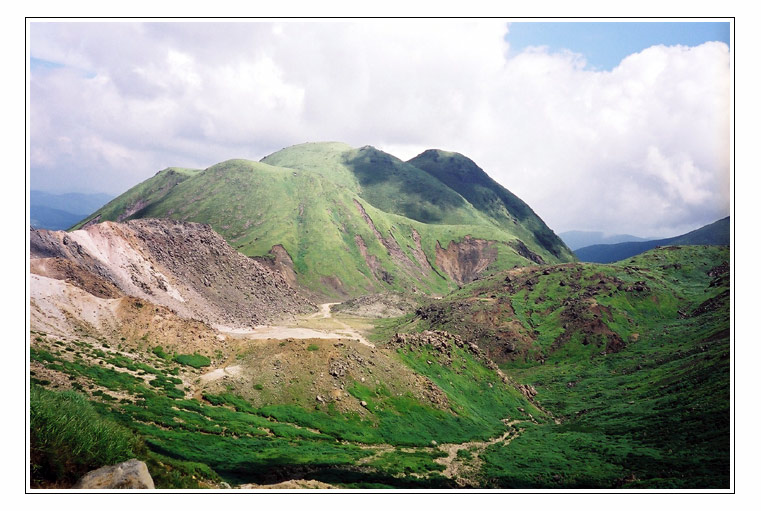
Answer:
[558,231,655,251]
[31,219,314,331]
[30,191,114,230]
[29,226,729,488]
[30,206,88,231]
[396,244,730,487]
[574,217,730,263]
[31,142,728,489]
[407,149,572,261]
[73,142,575,298]
[30,218,542,489]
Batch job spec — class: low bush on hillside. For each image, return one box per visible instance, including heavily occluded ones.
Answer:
[152,346,172,360]
[174,353,211,368]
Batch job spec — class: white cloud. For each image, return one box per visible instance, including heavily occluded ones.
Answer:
[29,21,729,237]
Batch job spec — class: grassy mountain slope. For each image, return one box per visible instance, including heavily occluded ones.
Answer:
[407,149,574,261]
[30,321,540,488]
[575,217,730,263]
[264,143,487,225]
[394,245,730,488]
[72,167,200,229]
[73,143,575,298]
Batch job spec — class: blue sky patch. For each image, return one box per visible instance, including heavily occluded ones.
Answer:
[505,22,730,70]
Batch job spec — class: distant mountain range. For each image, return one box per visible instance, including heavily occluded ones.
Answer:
[30,191,113,230]
[574,217,730,263]
[558,231,656,251]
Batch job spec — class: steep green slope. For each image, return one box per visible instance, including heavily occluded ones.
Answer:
[72,167,200,229]
[575,217,730,263]
[73,143,575,298]
[398,245,730,488]
[407,149,574,260]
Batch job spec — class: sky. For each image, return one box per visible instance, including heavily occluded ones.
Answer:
[28,20,731,238]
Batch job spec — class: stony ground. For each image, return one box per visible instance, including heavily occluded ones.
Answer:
[31,219,315,330]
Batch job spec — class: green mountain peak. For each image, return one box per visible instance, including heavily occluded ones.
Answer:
[73,141,575,298]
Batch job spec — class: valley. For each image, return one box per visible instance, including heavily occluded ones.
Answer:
[28,143,730,490]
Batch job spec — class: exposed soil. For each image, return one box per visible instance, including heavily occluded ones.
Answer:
[354,199,433,281]
[31,257,122,299]
[437,419,524,487]
[333,293,420,318]
[200,335,445,415]
[354,234,389,285]
[31,219,315,329]
[435,236,498,285]
[253,244,299,289]
[237,479,337,489]
[509,239,545,265]
[414,264,637,363]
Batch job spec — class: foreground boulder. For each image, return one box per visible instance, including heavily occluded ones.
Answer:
[72,459,155,489]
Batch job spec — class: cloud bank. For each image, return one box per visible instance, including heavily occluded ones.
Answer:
[30,21,730,237]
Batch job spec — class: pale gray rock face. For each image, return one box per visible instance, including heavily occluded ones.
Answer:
[72,459,155,489]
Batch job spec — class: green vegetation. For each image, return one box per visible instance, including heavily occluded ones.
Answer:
[152,346,171,360]
[402,245,730,488]
[73,142,574,297]
[30,385,139,487]
[29,324,539,488]
[408,149,574,260]
[174,353,211,369]
[28,245,728,489]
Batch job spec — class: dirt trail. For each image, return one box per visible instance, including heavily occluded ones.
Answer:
[319,303,376,348]
[437,419,525,486]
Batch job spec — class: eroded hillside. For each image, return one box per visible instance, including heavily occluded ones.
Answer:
[31,219,315,331]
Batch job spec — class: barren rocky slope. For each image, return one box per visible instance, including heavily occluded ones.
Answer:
[31,219,315,331]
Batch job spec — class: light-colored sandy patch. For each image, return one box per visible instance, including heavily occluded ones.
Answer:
[243,325,346,340]
[223,303,376,347]
[309,302,341,319]
[30,274,122,334]
[200,364,243,383]
[67,225,186,305]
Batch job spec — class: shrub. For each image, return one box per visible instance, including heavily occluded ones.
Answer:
[174,353,211,369]
[152,346,171,360]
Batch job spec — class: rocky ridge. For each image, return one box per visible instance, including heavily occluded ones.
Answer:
[30,219,315,330]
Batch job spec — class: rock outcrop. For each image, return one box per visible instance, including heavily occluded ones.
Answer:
[30,219,315,329]
[72,459,155,489]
